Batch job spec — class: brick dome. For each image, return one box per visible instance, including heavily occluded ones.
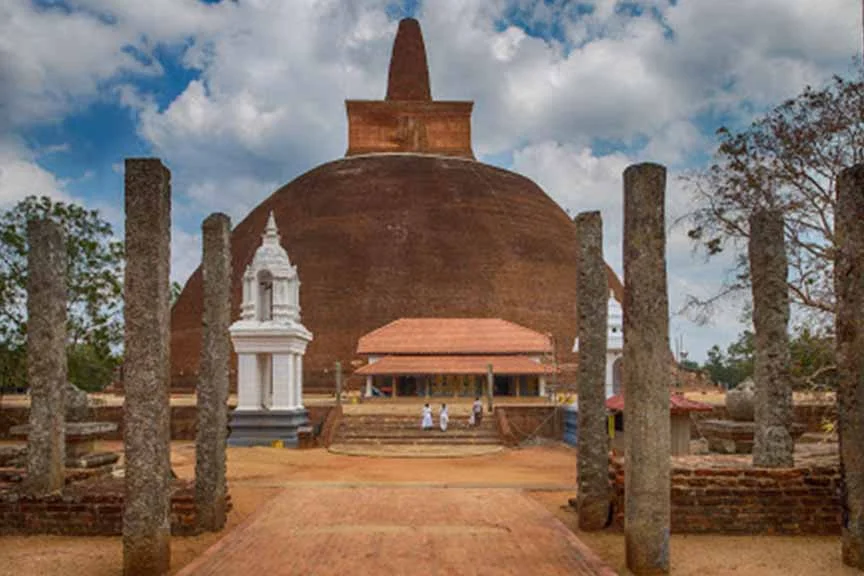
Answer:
[169,18,623,392]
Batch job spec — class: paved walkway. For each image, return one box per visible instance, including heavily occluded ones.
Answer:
[177,487,615,576]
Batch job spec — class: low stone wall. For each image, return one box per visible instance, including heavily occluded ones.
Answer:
[609,457,841,535]
[0,478,231,536]
[0,404,336,442]
[689,403,834,437]
[319,405,343,448]
[494,406,557,446]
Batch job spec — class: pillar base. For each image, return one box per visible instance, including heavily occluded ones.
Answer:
[228,409,309,448]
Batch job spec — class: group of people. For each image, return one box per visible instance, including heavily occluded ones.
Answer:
[421,397,484,431]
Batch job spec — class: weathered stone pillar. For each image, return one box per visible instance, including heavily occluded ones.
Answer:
[195,213,231,533]
[123,158,172,575]
[836,164,864,569]
[749,208,794,468]
[575,211,610,530]
[25,218,67,496]
[623,163,671,574]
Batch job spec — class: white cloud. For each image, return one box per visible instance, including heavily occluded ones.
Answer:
[1,0,859,360]
[0,139,70,207]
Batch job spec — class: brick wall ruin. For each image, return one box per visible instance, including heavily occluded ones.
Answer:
[610,458,841,535]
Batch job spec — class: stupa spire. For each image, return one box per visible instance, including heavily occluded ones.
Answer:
[386,18,431,101]
[263,211,280,246]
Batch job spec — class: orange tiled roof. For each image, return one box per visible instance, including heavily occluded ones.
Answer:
[354,355,555,375]
[606,393,714,414]
[356,318,553,355]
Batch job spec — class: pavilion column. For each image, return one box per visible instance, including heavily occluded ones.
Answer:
[123,158,172,576]
[749,208,794,468]
[365,375,373,397]
[575,210,610,531]
[623,163,671,574]
[392,375,398,398]
[486,364,494,412]
[836,164,864,569]
[538,376,546,398]
[24,218,67,496]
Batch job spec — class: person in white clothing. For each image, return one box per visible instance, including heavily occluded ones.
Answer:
[439,403,449,432]
[421,403,433,430]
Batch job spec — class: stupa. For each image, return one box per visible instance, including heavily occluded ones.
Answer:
[170,18,624,392]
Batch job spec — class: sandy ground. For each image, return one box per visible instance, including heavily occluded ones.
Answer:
[0,442,853,575]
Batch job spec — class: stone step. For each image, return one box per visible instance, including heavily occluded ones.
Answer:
[336,432,500,442]
[333,437,503,446]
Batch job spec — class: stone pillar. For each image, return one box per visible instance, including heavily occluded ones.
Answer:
[25,218,67,496]
[575,211,610,531]
[195,212,231,533]
[836,164,864,569]
[365,375,373,398]
[538,375,547,398]
[123,158,172,576]
[486,364,494,412]
[622,163,671,574]
[749,208,794,468]
[335,361,343,406]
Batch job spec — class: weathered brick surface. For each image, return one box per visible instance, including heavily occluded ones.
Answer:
[609,458,841,535]
[0,478,230,537]
[170,155,626,395]
[495,406,557,446]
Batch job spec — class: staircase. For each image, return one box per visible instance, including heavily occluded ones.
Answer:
[332,412,502,448]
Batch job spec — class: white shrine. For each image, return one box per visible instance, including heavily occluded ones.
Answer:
[572,290,623,399]
[228,212,313,447]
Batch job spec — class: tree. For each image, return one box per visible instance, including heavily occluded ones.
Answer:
[684,68,864,328]
[0,196,124,391]
[702,331,755,389]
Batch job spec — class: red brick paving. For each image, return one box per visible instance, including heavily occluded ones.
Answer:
[177,487,615,576]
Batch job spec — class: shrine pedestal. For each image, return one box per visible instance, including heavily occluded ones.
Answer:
[228,409,309,447]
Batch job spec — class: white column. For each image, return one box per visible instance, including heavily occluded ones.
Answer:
[286,353,297,409]
[365,375,373,397]
[259,354,273,409]
[539,375,547,398]
[236,353,261,411]
[295,354,304,409]
[271,354,292,410]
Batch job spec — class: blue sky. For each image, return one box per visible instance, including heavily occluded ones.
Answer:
[0,0,859,362]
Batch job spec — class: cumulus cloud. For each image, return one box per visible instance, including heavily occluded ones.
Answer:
[1,0,859,359]
[0,139,70,208]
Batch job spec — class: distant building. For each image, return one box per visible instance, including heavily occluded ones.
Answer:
[355,318,555,398]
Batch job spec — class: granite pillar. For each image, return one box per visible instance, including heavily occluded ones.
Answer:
[123,158,172,575]
[25,218,67,496]
[335,361,343,406]
[195,213,231,532]
[623,163,671,574]
[575,211,610,530]
[486,364,494,413]
[836,164,864,569]
[749,208,794,468]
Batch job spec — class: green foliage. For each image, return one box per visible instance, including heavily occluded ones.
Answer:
[0,196,124,391]
[171,281,183,307]
[702,328,837,391]
[702,331,754,389]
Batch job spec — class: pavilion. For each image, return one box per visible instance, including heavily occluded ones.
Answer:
[355,318,556,398]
